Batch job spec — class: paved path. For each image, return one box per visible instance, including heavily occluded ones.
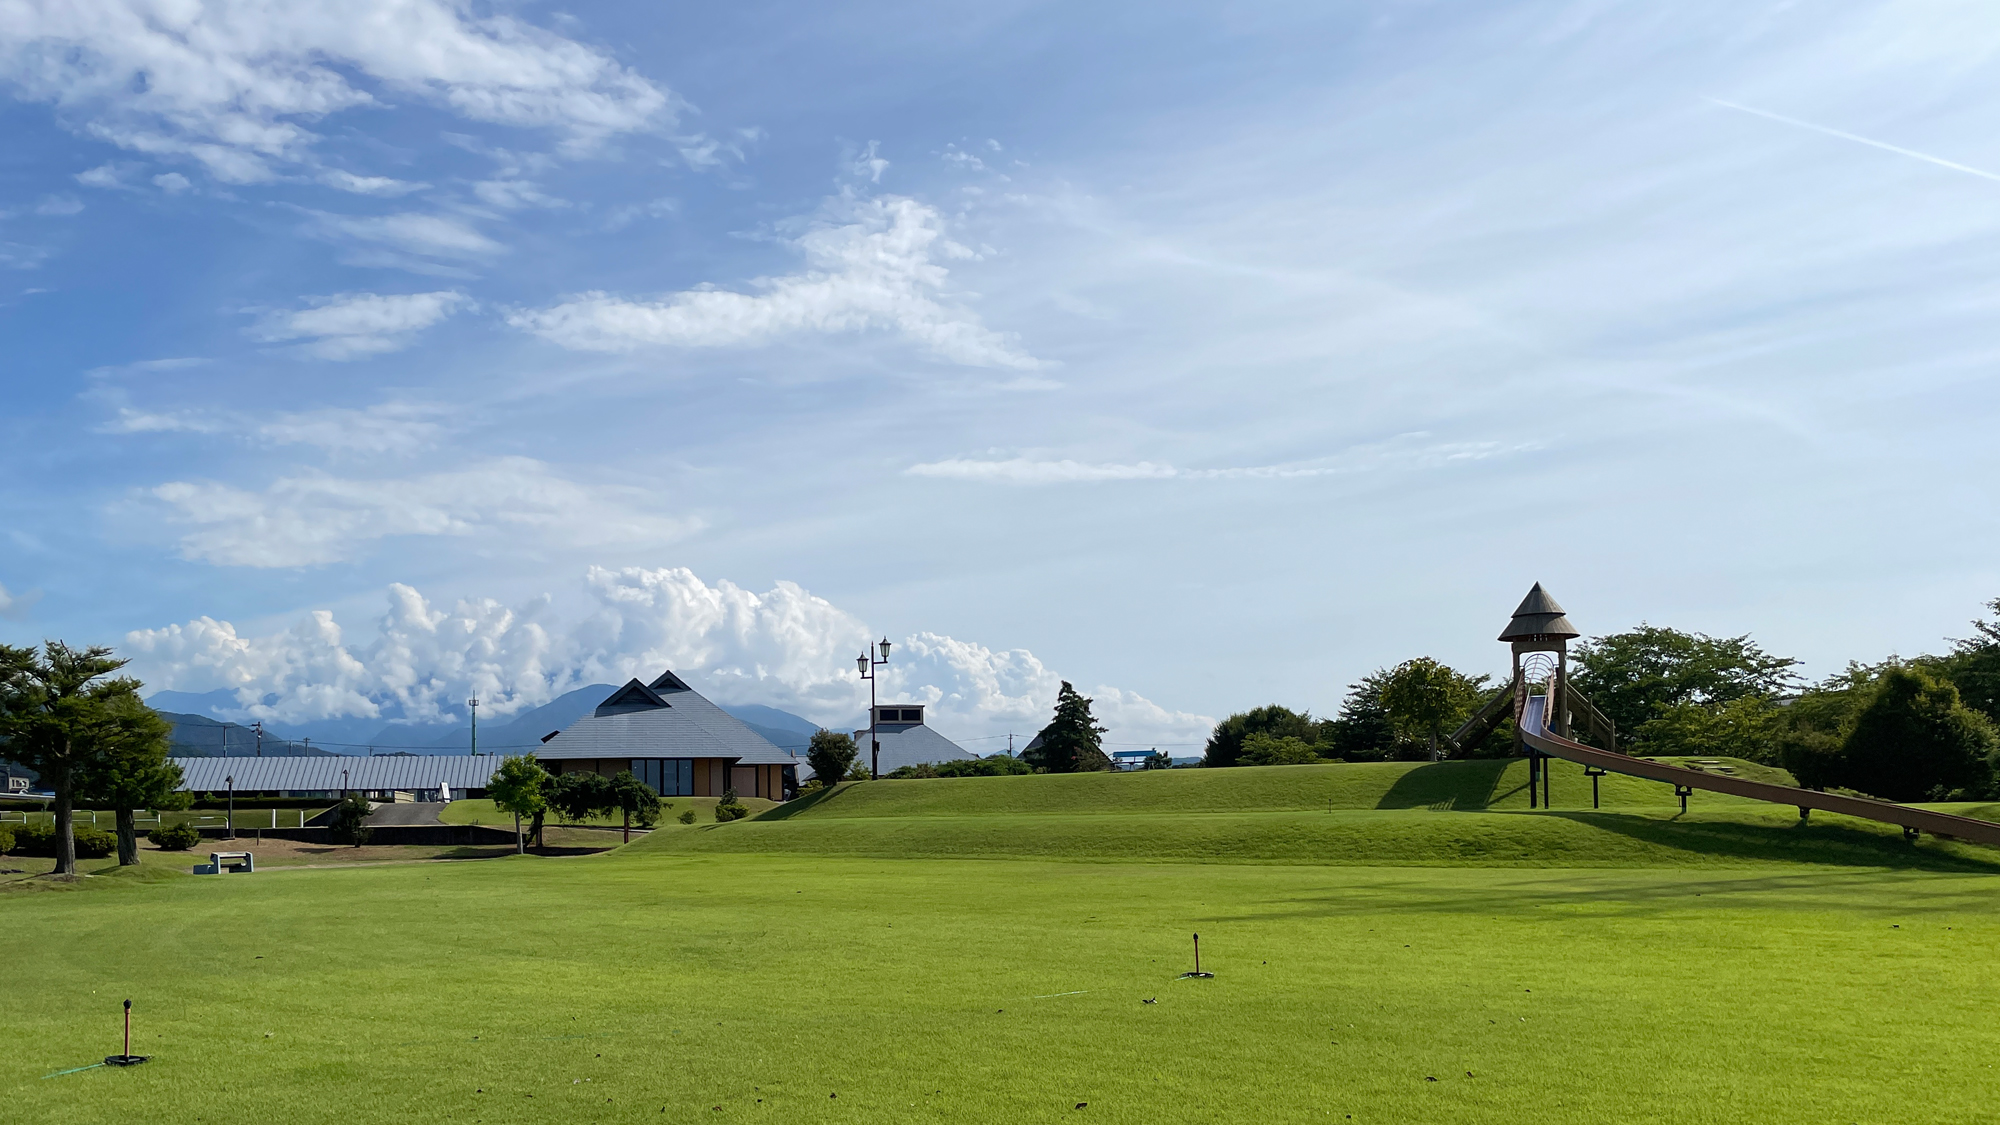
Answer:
[364,802,446,827]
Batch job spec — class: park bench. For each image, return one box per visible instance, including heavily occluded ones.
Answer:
[193,851,255,875]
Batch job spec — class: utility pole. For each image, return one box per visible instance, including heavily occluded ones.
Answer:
[302,737,310,756]
[252,721,263,758]
[854,638,893,780]
[468,698,479,757]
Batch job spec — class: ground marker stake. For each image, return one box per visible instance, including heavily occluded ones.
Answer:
[105,999,149,1067]
[1179,932,1214,979]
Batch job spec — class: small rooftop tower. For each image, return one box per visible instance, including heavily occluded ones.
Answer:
[1498,582,1580,654]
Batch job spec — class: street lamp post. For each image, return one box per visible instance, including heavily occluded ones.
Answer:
[855,637,893,780]
[224,774,235,840]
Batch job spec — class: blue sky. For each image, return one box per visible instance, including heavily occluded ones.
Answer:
[4,0,2000,746]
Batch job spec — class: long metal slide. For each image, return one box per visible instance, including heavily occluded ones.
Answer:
[1517,694,2000,847]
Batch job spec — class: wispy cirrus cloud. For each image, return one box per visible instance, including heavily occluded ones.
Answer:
[249,290,469,359]
[509,193,1041,369]
[148,456,699,567]
[907,438,1537,484]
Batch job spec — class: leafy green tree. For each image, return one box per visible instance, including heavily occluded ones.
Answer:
[1322,673,1394,762]
[1634,696,1787,764]
[546,770,612,824]
[77,694,185,865]
[0,642,163,876]
[606,770,661,842]
[487,754,549,854]
[330,793,374,847]
[1201,705,1316,768]
[1239,733,1322,766]
[1839,667,1997,802]
[1570,626,1799,738]
[1025,682,1110,773]
[1379,658,1491,761]
[1939,597,2000,726]
[1142,750,1173,771]
[806,729,859,787]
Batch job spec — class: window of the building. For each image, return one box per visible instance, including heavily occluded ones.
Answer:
[900,708,923,722]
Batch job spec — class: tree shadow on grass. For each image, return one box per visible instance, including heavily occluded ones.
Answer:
[1374,760,1514,810]
[1534,811,2000,874]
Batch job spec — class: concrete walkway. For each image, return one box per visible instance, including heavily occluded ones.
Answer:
[364,802,446,827]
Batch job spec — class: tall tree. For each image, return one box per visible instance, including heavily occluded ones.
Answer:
[487,754,549,854]
[1025,682,1110,773]
[1940,597,2000,726]
[1378,658,1491,761]
[1322,672,1395,761]
[0,642,157,877]
[1200,704,1316,768]
[546,770,613,824]
[1840,666,1997,802]
[806,729,859,788]
[78,695,184,866]
[1569,626,1800,737]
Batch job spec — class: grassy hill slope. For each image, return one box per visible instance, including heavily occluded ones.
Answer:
[627,759,2000,871]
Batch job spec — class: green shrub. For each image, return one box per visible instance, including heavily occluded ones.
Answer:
[0,824,12,854]
[714,788,749,822]
[5,823,115,858]
[149,821,202,851]
[677,809,697,825]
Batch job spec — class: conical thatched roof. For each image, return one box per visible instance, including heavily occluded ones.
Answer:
[1498,582,1579,641]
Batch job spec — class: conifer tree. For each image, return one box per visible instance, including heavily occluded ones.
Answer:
[1025,682,1110,773]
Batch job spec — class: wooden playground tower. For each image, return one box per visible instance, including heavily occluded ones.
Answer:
[1448,583,2000,844]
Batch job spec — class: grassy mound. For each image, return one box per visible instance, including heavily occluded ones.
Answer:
[764,758,1789,820]
[621,759,2000,871]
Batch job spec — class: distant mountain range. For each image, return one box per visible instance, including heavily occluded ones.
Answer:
[147,685,826,757]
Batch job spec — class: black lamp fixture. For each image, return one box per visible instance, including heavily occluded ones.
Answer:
[857,636,893,780]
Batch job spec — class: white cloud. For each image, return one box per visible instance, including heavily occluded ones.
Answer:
[33,195,82,215]
[0,0,670,183]
[603,197,677,230]
[906,438,1539,484]
[255,401,448,455]
[510,194,1042,369]
[102,406,224,435]
[85,356,207,379]
[152,172,190,193]
[149,456,698,567]
[304,211,502,263]
[0,580,43,620]
[75,163,132,189]
[471,179,565,210]
[123,566,1214,746]
[318,170,427,197]
[249,290,467,358]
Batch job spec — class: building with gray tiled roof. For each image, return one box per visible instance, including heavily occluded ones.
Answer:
[535,670,799,800]
[844,704,978,777]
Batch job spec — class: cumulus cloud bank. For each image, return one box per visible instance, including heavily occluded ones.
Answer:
[0,0,670,183]
[125,566,1212,748]
[510,194,1041,369]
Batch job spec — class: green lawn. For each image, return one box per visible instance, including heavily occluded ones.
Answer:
[441,795,780,828]
[9,760,2000,1123]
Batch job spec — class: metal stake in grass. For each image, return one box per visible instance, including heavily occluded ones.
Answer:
[105,999,149,1067]
[1179,932,1214,979]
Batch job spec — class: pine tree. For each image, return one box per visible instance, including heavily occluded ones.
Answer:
[1026,682,1110,773]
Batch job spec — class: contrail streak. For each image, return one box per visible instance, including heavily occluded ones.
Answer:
[1705,97,2000,184]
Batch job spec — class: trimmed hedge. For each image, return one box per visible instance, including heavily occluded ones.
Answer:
[4,823,116,858]
[149,821,203,851]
